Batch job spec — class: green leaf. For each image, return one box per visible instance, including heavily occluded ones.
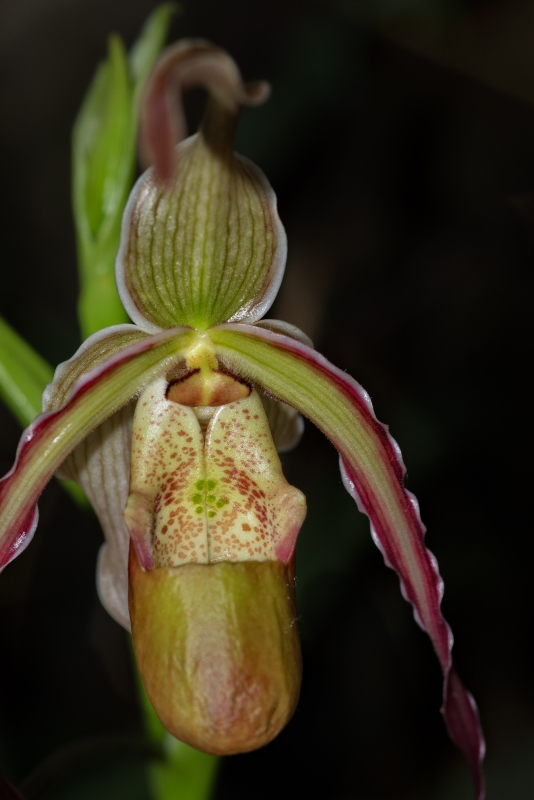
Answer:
[0,315,89,507]
[84,37,132,240]
[0,314,53,428]
[73,35,133,337]
[129,4,178,102]
[72,6,175,338]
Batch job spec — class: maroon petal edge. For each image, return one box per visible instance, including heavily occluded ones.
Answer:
[211,322,485,799]
[0,328,190,571]
[340,457,485,799]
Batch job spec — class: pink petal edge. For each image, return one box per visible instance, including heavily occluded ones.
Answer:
[212,322,485,799]
[0,328,191,571]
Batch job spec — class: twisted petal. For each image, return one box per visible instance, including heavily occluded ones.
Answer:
[0,327,196,570]
[116,40,286,333]
[209,322,485,800]
[139,38,270,182]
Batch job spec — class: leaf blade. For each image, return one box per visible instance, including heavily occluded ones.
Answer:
[0,314,53,427]
[72,6,175,337]
[129,4,178,97]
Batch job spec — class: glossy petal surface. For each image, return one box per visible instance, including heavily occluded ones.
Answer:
[129,554,301,755]
[209,322,485,799]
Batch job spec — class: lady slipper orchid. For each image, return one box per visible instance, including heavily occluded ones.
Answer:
[0,39,485,794]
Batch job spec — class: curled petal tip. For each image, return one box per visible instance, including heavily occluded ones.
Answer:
[243,80,271,106]
[139,39,268,184]
[443,665,486,800]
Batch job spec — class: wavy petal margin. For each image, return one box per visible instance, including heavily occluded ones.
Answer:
[209,323,485,799]
[0,327,195,570]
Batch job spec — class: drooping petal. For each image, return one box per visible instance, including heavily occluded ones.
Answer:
[0,327,196,570]
[209,322,485,799]
[43,324,150,411]
[116,40,286,333]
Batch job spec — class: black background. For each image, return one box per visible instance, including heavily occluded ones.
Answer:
[1,1,534,798]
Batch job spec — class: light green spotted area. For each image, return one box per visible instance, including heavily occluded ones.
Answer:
[192,479,227,517]
[125,380,306,568]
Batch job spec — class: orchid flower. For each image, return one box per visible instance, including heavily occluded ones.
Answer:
[0,39,485,796]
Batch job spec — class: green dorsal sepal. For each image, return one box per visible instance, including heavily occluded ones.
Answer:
[116,39,287,333]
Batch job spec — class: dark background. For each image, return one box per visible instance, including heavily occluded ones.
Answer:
[1,1,534,798]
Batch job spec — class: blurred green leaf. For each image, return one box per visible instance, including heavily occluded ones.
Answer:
[84,36,131,241]
[0,314,53,427]
[72,34,133,337]
[129,4,178,102]
[0,314,88,507]
[72,5,176,338]
[149,738,219,800]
